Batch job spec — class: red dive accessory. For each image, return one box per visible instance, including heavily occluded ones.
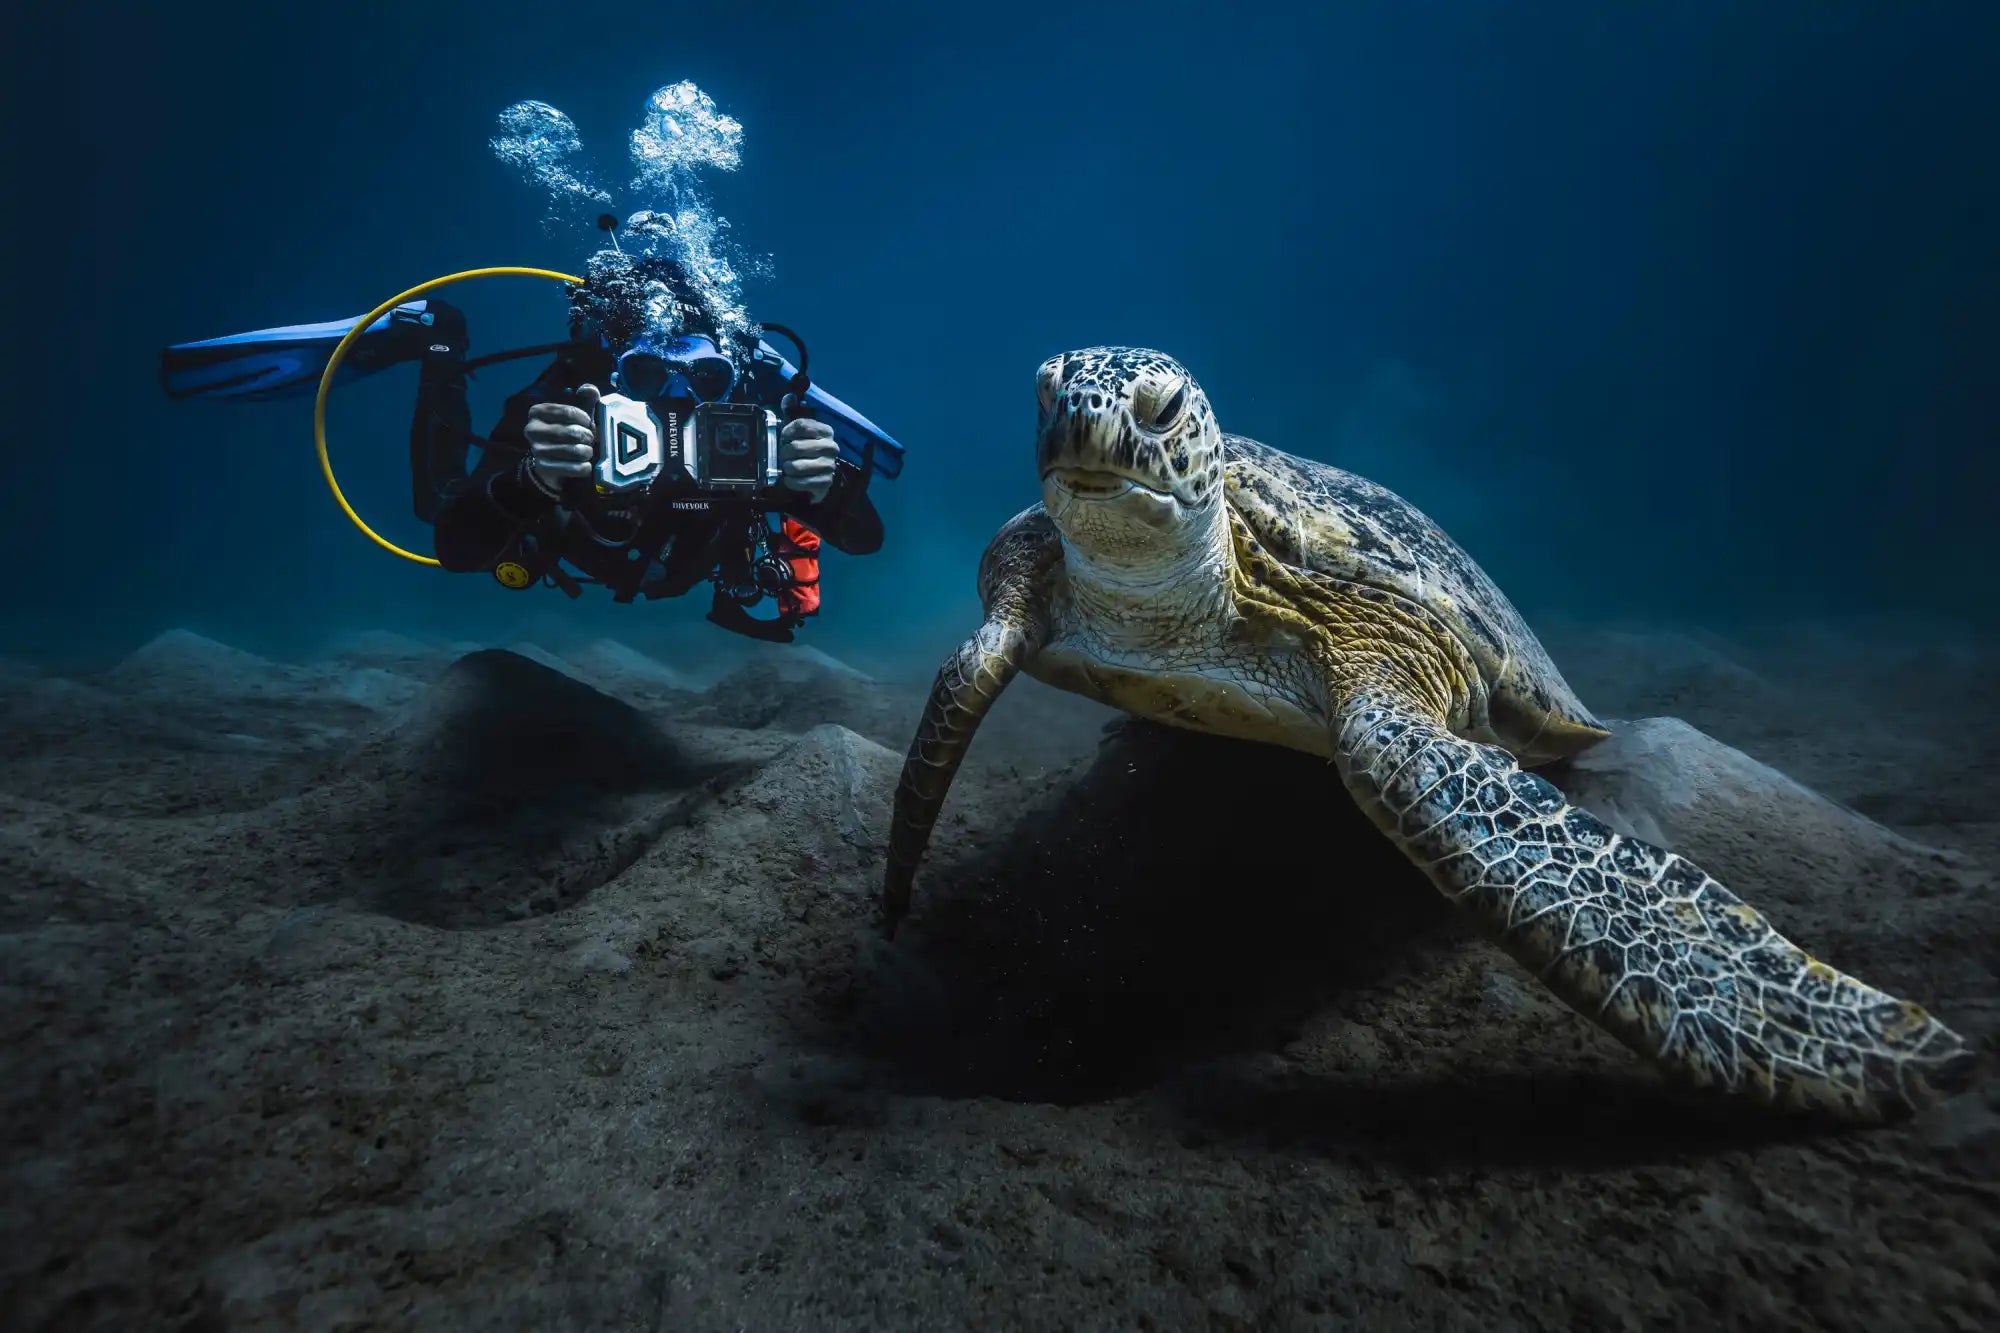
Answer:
[704,512,824,643]
[775,517,822,619]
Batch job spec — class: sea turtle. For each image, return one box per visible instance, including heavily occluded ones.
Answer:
[882,345,1975,1122]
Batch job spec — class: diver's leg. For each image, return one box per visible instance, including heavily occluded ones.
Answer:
[409,301,471,524]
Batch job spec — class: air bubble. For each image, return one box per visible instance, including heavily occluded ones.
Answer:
[490,81,769,346]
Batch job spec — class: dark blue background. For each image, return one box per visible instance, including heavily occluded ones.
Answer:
[5,1,1994,671]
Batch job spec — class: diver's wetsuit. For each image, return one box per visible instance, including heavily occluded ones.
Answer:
[408,303,883,604]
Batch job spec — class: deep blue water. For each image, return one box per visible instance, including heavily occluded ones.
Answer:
[4,0,1994,672]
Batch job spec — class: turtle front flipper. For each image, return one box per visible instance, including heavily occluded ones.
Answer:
[883,512,1062,936]
[882,619,1043,934]
[1329,691,1977,1122]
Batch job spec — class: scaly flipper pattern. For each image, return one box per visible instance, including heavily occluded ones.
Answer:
[882,619,1041,934]
[882,513,1060,935]
[1330,692,1978,1121]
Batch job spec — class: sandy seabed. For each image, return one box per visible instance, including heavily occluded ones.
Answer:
[1,620,1994,1331]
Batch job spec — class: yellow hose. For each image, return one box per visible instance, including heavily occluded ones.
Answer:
[313,266,584,565]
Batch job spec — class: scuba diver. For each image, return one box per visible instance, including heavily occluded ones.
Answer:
[408,261,884,640]
[160,239,905,643]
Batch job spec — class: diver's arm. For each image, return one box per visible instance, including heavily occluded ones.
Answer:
[771,410,884,555]
[410,308,577,521]
[431,450,566,575]
[428,354,579,574]
[789,462,884,556]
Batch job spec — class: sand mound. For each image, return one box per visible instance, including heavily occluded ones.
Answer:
[728,722,902,859]
[312,629,458,680]
[0,634,430,813]
[350,648,705,797]
[770,643,873,683]
[560,638,701,698]
[100,629,316,700]
[283,650,741,927]
[1544,625,1787,724]
[1554,715,1960,895]
[330,666,426,712]
[657,635,876,691]
[681,655,922,750]
[92,626,413,733]
[1539,624,1987,827]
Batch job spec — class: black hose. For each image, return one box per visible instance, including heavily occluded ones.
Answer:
[461,340,587,374]
[756,323,809,378]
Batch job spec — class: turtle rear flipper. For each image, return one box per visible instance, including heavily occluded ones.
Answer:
[1330,691,1978,1122]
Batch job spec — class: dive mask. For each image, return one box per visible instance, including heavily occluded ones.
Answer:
[615,331,738,403]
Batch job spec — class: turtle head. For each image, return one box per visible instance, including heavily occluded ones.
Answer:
[1035,346,1225,573]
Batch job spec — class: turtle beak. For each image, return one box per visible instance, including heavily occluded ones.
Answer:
[1037,403,1175,501]
[1040,466,1168,499]
[1041,467,1179,538]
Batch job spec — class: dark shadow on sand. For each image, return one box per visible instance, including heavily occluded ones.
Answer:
[333,650,741,929]
[825,720,1459,1105]
[816,719,1860,1168]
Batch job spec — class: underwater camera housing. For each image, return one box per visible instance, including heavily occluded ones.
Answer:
[593,393,782,499]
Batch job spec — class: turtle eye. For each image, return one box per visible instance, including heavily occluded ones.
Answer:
[1037,356,1067,412]
[1150,381,1188,430]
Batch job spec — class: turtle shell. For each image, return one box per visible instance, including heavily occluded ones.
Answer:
[1221,434,1608,764]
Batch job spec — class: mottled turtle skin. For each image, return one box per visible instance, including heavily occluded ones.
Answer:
[883,345,1976,1125]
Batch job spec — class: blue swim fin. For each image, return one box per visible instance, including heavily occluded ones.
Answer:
[744,340,906,481]
[160,301,443,403]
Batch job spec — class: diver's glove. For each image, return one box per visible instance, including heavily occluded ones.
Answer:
[777,399,838,504]
[522,382,601,499]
